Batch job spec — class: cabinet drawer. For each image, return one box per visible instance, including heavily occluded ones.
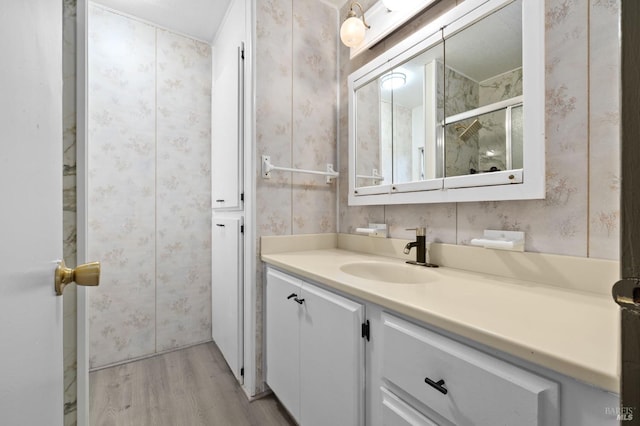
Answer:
[382,313,559,426]
[382,387,439,426]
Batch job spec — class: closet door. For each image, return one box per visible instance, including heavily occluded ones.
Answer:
[211,0,245,211]
[211,215,244,381]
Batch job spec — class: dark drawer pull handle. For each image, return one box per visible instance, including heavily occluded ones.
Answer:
[425,377,448,395]
[216,224,225,227]
[215,199,225,202]
[286,293,305,304]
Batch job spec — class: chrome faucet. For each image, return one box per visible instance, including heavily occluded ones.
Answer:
[404,227,438,267]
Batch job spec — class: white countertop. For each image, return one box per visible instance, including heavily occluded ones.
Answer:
[261,246,620,393]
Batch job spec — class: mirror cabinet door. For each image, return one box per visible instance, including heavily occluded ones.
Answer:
[353,39,444,193]
[443,0,523,179]
[388,40,444,187]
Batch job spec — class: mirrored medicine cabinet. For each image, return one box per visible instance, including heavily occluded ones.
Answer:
[347,0,545,205]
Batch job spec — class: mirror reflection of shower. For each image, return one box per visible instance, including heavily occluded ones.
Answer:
[444,101,523,176]
[456,119,482,142]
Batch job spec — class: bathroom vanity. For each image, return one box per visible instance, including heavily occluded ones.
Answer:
[261,234,620,426]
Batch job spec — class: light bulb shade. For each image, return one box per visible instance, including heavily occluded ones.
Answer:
[382,0,404,11]
[340,16,366,47]
[380,72,406,90]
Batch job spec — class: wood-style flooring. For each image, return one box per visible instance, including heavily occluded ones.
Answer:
[90,342,296,426]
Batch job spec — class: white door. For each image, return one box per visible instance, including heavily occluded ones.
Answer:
[0,2,64,425]
[211,216,244,381]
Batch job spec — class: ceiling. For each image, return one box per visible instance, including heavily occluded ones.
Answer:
[93,0,347,42]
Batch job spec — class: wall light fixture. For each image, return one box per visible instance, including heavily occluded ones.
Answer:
[340,2,370,48]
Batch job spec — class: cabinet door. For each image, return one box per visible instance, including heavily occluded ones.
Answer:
[211,216,244,381]
[265,268,302,422]
[211,0,245,211]
[300,282,365,426]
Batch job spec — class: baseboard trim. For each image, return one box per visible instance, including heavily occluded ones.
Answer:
[89,339,214,372]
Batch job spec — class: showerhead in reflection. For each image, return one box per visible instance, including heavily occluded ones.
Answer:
[455,119,482,142]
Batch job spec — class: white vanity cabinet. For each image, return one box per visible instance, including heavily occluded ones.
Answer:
[380,313,559,426]
[263,263,619,426]
[265,267,365,426]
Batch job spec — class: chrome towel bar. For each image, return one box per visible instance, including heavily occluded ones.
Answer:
[261,155,339,183]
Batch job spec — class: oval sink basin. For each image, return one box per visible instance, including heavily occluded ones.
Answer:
[339,261,439,284]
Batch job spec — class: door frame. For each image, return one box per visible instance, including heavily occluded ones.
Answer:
[75,1,259,421]
[242,0,258,397]
[76,0,90,424]
[617,0,640,419]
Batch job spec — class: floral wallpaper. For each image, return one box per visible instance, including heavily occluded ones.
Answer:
[255,0,338,393]
[587,0,620,259]
[88,5,157,368]
[155,29,212,352]
[87,5,211,369]
[339,0,620,261]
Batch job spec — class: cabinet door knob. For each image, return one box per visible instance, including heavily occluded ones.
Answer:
[294,297,305,305]
[424,377,448,395]
[287,293,297,300]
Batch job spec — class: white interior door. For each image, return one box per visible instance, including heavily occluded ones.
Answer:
[0,1,64,425]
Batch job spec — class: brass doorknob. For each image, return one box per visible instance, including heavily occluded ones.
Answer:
[55,260,101,296]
